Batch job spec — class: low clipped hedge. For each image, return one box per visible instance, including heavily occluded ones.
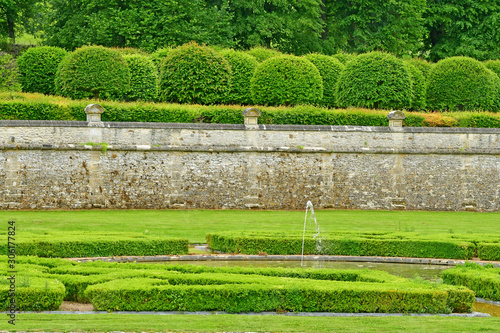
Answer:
[0,232,188,258]
[442,262,500,301]
[85,277,472,313]
[206,232,493,260]
[0,275,65,311]
[0,256,475,313]
[1,92,500,128]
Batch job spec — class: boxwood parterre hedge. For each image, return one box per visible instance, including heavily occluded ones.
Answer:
[0,256,474,313]
[442,262,500,301]
[207,231,500,260]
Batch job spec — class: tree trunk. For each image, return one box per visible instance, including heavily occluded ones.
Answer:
[7,18,15,44]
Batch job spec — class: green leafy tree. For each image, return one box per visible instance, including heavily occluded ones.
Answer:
[45,0,235,52]
[0,0,38,43]
[424,0,500,61]
[226,0,325,55]
[323,0,427,56]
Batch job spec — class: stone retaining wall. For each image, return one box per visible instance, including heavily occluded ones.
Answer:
[1,116,499,211]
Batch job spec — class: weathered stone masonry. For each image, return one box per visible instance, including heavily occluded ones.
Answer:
[0,114,499,211]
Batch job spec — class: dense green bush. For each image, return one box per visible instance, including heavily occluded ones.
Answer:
[0,232,188,257]
[0,53,21,92]
[219,49,259,105]
[3,92,500,127]
[336,52,413,110]
[122,54,158,101]
[55,46,131,100]
[109,47,149,56]
[158,42,231,105]
[250,55,323,106]
[150,47,173,70]
[0,276,65,311]
[16,46,68,95]
[304,54,344,107]
[405,58,433,79]
[331,53,356,65]
[405,62,426,110]
[442,262,500,301]
[426,57,498,112]
[485,60,500,77]
[207,232,477,259]
[245,46,282,62]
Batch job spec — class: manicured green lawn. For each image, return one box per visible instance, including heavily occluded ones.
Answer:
[2,209,498,243]
[4,314,499,332]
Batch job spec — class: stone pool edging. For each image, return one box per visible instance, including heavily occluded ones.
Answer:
[67,254,500,268]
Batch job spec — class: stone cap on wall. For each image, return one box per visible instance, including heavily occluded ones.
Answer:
[0,119,499,134]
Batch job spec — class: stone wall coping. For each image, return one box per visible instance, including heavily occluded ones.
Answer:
[1,143,498,155]
[0,119,499,134]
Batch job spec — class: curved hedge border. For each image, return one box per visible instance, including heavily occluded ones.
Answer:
[0,232,188,257]
[2,92,500,128]
[207,232,500,260]
[0,256,473,313]
[442,262,500,301]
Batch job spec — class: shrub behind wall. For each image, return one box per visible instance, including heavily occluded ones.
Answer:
[17,46,68,95]
[219,49,258,105]
[336,52,413,110]
[55,46,131,100]
[304,53,344,107]
[158,42,232,105]
[426,56,497,112]
[250,55,323,106]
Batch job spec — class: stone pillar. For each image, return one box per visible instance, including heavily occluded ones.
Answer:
[387,110,405,128]
[85,104,105,127]
[243,108,261,128]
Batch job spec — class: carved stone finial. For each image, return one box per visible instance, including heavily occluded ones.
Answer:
[85,104,105,127]
[243,107,261,127]
[387,110,405,128]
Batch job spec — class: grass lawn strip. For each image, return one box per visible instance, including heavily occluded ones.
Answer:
[2,210,499,244]
[7,313,500,332]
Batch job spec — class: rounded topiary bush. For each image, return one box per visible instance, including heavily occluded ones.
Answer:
[122,54,158,101]
[426,56,497,111]
[158,42,231,105]
[150,47,173,71]
[219,49,258,105]
[304,53,344,107]
[250,55,323,106]
[336,52,412,110]
[405,63,426,110]
[405,58,433,79]
[0,52,21,92]
[485,60,500,78]
[17,46,68,95]
[246,46,282,62]
[55,46,130,100]
[331,53,356,65]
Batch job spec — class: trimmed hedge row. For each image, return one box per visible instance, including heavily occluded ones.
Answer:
[206,232,500,260]
[0,275,65,311]
[442,262,500,301]
[0,256,474,313]
[0,232,188,258]
[2,92,500,127]
[85,277,472,313]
